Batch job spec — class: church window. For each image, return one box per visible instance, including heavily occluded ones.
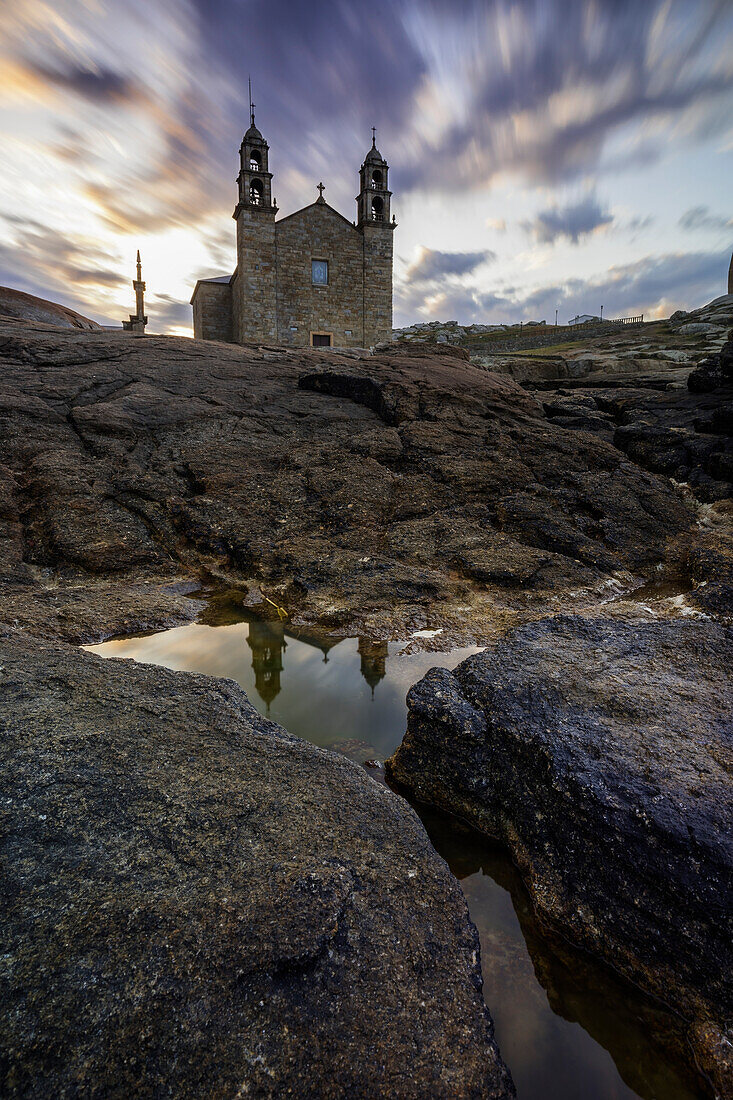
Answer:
[249,150,261,170]
[311,332,332,347]
[311,259,328,285]
[371,169,382,189]
[249,179,263,204]
[371,196,384,221]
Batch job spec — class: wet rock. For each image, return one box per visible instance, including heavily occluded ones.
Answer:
[688,359,724,393]
[387,615,733,1097]
[0,322,697,640]
[0,627,514,1099]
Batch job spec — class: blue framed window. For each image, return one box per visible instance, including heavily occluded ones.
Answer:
[312,259,328,285]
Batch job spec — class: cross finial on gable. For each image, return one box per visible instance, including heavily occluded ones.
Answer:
[316,181,325,202]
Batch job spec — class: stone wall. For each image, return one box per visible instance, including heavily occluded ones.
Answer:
[361,222,394,348]
[196,201,394,349]
[275,204,365,348]
[466,323,645,354]
[235,204,277,343]
[192,282,233,343]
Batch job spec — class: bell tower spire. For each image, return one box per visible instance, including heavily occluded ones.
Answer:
[232,89,277,343]
[356,128,393,227]
[235,83,275,214]
[357,129,396,347]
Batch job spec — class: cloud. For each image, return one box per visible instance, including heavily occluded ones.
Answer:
[405,247,495,283]
[149,292,191,330]
[679,205,733,232]
[518,248,729,322]
[395,0,733,191]
[395,247,728,326]
[626,215,655,235]
[27,63,138,104]
[0,215,124,319]
[1,0,732,334]
[523,194,614,244]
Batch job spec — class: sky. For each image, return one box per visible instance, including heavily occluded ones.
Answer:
[0,0,731,335]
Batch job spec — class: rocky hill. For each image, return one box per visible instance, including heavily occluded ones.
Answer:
[393,294,733,391]
[1,319,726,643]
[0,285,101,330]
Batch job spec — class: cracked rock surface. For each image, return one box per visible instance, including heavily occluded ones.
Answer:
[0,321,699,641]
[387,616,733,1097]
[0,627,514,1099]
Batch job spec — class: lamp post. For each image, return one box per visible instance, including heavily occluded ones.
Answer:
[555,308,558,329]
[600,304,603,322]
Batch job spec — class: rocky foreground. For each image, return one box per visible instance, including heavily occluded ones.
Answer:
[1,317,729,642]
[0,627,513,1099]
[0,308,731,1096]
[388,618,733,1097]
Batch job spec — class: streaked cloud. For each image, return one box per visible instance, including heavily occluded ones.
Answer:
[523,194,614,245]
[395,247,728,327]
[405,247,496,283]
[0,0,731,331]
[679,205,733,232]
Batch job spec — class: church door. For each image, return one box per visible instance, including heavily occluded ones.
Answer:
[311,332,332,347]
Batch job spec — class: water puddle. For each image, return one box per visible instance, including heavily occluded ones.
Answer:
[86,606,708,1100]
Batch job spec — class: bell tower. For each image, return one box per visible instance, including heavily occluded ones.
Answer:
[232,81,277,343]
[357,128,391,226]
[357,129,396,346]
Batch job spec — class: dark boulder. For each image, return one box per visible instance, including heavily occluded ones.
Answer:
[0,628,514,1099]
[387,616,733,1096]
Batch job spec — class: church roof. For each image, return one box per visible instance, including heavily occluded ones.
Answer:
[189,273,232,304]
[245,123,264,141]
[364,144,384,164]
[275,200,358,234]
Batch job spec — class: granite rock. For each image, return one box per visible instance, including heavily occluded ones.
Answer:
[0,627,514,1099]
[0,322,697,641]
[387,615,733,1096]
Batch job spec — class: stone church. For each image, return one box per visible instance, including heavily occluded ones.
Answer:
[191,109,396,349]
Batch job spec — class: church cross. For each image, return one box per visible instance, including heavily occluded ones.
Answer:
[371,126,376,146]
[317,181,325,200]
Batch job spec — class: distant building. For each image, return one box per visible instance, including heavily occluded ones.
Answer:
[191,100,395,349]
[568,313,600,326]
[122,251,147,335]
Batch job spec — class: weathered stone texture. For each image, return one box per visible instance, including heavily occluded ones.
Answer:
[191,281,232,343]
[387,616,733,1097]
[234,203,277,344]
[362,222,394,347]
[192,130,394,348]
[277,203,365,347]
[0,628,515,1099]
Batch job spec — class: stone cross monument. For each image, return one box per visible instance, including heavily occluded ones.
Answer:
[123,250,147,335]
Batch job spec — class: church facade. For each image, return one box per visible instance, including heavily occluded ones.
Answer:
[191,113,395,349]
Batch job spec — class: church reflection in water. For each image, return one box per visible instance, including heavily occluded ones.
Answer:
[245,619,388,709]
